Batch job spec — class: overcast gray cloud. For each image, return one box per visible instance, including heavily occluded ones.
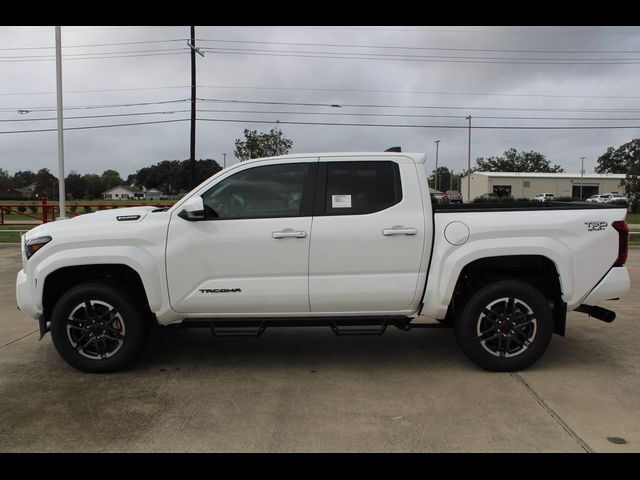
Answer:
[2,25,640,179]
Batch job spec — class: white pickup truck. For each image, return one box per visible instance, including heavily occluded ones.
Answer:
[16,152,631,373]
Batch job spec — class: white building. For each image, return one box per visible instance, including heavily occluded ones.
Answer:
[143,188,164,200]
[102,185,143,200]
[460,172,626,201]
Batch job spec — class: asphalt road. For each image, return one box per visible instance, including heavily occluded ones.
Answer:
[1,244,638,452]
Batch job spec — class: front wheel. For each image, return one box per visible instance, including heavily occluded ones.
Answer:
[454,280,553,372]
[50,283,149,373]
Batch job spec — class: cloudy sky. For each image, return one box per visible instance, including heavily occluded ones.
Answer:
[2,25,640,179]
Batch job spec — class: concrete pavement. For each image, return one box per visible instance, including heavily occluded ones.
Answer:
[1,244,638,452]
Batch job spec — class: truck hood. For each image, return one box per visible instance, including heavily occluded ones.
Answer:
[24,206,160,241]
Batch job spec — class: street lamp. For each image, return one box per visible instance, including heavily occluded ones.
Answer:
[580,156,586,200]
[434,140,441,191]
[466,115,472,201]
[223,153,227,169]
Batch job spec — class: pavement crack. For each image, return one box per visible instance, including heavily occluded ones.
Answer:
[0,329,39,350]
[510,371,594,453]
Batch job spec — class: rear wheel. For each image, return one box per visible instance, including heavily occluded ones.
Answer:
[454,280,553,372]
[50,283,149,373]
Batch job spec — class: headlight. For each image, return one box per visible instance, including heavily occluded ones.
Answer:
[24,236,52,260]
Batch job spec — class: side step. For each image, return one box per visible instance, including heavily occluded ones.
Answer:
[209,321,266,337]
[175,317,420,337]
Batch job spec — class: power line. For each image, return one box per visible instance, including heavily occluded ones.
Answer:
[0,118,189,134]
[4,116,640,134]
[0,86,190,96]
[0,51,187,63]
[0,110,189,122]
[198,97,640,113]
[0,98,190,112]
[0,47,187,60]
[200,46,640,65]
[4,108,640,123]
[197,37,640,55]
[0,39,187,51]
[4,83,640,101]
[196,84,640,100]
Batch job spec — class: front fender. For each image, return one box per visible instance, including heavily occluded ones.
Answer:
[34,246,165,313]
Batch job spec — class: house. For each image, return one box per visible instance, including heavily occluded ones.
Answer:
[143,188,164,200]
[460,172,626,201]
[102,185,143,200]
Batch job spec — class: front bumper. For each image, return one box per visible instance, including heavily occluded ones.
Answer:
[16,269,40,319]
[583,266,631,305]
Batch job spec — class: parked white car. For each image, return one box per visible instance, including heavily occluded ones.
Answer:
[601,193,628,204]
[586,194,605,203]
[533,193,555,202]
[16,151,631,373]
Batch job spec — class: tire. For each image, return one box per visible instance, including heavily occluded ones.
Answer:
[454,279,553,372]
[50,282,149,373]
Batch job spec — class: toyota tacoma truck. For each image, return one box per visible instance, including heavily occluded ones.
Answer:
[15,152,631,373]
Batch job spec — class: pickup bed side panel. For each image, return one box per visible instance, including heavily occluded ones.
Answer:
[421,208,627,319]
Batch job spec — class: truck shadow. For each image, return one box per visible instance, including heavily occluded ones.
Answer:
[133,324,613,374]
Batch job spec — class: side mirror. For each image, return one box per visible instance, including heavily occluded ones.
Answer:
[178,196,205,221]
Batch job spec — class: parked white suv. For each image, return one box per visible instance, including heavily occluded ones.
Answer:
[533,193,555,202]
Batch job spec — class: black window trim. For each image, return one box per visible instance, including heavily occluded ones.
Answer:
[313,160,403,217]
[197,161,318,221]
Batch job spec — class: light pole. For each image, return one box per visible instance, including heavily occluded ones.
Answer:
[580,156,586,200]
[434,140,441,191]
[466,115,472,201]
[55,26,66,219]
[223,153,227,169]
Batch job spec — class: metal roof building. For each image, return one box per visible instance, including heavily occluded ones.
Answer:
[460,171,626,201]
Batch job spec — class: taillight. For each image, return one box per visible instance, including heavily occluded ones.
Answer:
[612,221,629,266]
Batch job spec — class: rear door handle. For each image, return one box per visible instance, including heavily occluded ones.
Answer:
[273,229,307,239]
[382,226,417,236]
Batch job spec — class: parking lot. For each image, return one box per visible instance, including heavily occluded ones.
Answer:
[1,244,639,452]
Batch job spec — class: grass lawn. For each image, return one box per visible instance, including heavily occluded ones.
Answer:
[626,213,640,224]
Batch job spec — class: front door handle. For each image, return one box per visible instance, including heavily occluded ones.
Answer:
[273,229,307,239]
[382,226,417,236]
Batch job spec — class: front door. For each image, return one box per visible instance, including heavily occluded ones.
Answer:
[166,159,317,315]
[308,157,426,314]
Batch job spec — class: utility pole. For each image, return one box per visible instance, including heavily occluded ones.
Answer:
[434,140,441,191]
[223,153,227,168]
[187,26,204,189]
[580,156,586,200]
[466,115,472,202]
[55,26,66,219]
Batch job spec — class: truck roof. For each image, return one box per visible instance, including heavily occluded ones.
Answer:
[236,152,427,165]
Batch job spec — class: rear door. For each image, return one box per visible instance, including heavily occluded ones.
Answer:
[308,156,426,314]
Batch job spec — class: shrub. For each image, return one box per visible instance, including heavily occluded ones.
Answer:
[70,205,78,213]
[610,199,628,206]
[83,206,92,213]
[17,205,27,213]
[29,205,38,214]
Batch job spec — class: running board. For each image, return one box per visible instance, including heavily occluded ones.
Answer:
[172,316,434,337]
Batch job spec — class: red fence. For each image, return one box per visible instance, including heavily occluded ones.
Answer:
[0,198,174,226]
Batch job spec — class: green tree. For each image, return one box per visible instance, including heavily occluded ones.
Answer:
[594,139,638,211]
[10,170,37,188]
[595,141,636,174]
[82,174,105,200]
[429,167,453,191]
[475,148,564,173]
[34,168,58,199]
[0,168,10,193]
[234,128,293,161]
[65,171,85,200]
[128,159,222,195]
[101,169,123,190]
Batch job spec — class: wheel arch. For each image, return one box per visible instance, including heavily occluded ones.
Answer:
[446,255,566,336]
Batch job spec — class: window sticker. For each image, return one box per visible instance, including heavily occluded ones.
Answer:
[331,194,352,208]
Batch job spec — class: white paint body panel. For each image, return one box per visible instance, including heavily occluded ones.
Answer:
[308,155,430,314]
[15,151,630,327]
